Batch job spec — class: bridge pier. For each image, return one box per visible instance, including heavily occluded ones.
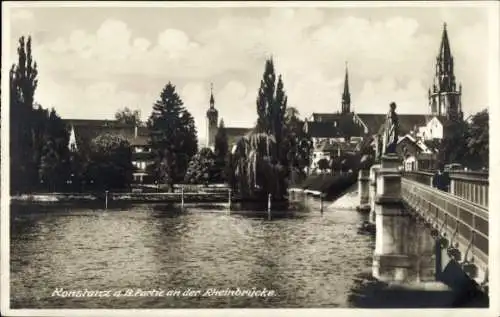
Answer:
[356,169,370,212]
[373,154,436,284]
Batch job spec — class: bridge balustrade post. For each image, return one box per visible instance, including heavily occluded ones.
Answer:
[369,164,380,186]
[450,178,455,195]
[368,164,380,224]
[356,169,370,212]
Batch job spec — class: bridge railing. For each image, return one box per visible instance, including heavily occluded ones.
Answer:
[402,171,434,186]
[401,178,488,270]
[403,170,489,209]
[448,171,489,208]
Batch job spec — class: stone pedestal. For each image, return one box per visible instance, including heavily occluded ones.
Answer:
[373,204,414,282]
[372,202,437,284]
[375,154,402,204]
[369,164,381,186]
[356,169,371,212]
[381,153,401,169]
[372,154,436,283]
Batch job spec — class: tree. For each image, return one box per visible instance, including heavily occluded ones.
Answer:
[438,118,469,168]
[184,148,216,184]
[466,109,488,169]
[69,150,88,192]
[178,108,198,175]
[87,133,134,190]
[9,35,72,193]
[38,109,70,191]
[10,36,39,193]
[214,119,229,182]
[233,132,288,199]
[282,107,313,181]
[38,140,60,191]
[255,58,287,155]
[147,82,198,191]
[115,107,141,125]
[232,59,313,199]
[284,107,300,122]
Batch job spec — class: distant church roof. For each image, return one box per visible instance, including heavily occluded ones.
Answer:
[356,113,430,136]
[64,119,148,150]
[305,121,342,138]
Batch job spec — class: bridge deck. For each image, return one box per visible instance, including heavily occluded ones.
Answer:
[401,178,488,280]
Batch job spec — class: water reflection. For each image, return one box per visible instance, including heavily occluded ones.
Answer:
[11,192,374,308]
[10,189,487,308]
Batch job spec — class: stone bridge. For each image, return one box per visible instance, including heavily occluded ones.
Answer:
[357,155,489,294]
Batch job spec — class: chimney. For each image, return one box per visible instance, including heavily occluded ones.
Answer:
[134,124,138,138]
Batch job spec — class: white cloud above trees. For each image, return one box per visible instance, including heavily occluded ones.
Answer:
[8,6,491,142]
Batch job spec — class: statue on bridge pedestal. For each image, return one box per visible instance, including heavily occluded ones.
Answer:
[382,102,399,156]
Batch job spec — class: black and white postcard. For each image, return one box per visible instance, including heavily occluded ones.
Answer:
[1,1,499,316]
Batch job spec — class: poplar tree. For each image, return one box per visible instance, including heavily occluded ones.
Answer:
[255,58,288,162]
[10,36,38,192]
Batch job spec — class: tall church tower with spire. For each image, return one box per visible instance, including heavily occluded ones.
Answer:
[429,23,463,120]
[206,83,218,148]
[341,62,351,114]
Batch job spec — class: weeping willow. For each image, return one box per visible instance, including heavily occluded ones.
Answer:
[233,132,288,200]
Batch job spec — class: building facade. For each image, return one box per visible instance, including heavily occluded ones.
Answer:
[66,119,152,183]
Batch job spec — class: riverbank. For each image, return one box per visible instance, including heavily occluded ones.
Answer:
[10,191,296,212]
[11,174,356,207]
[11,191,231,204]
[289,172,358,200]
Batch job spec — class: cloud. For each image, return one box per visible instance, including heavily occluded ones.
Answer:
[356,78,428,114]
[21,8,490,142]
[11,9,34,21]
[214,80,257,128]
[35,77,156,121]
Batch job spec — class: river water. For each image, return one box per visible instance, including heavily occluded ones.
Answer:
[11,189,381,308]
[9,190,487,308]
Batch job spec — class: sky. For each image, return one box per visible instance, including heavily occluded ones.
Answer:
[7,3,493,144]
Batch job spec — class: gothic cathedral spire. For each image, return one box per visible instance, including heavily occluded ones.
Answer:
[206,82,218,148]
[429,22,463,120]
[341,61,351,114]
[209,82,215,108]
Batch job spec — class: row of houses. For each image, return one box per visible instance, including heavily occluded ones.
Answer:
[67,119,152,183]
[65,23,462,182]
[64,111,439,185]
[304,109,443,171]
